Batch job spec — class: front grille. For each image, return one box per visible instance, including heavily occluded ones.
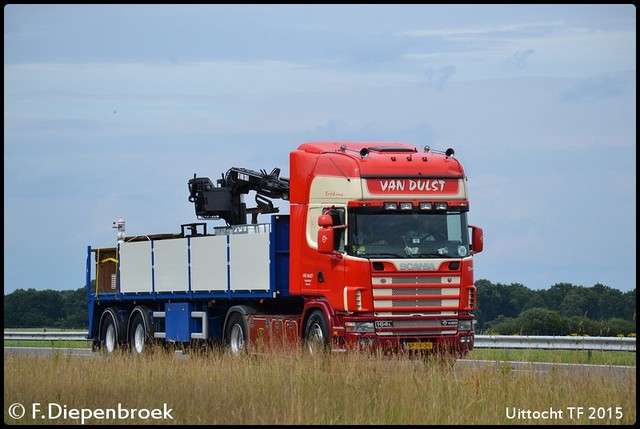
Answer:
[374,318,459,336]
[388,299,442,307]
[385,287,444,296]
[374,276,459,285]
[372,275,461,336]
[390,276,444,284]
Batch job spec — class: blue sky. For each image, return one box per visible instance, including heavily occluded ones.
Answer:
[4,4,636,294]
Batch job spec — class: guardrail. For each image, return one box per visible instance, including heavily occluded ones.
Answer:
[4,331,89,341]
[474,335,635,352]
[4,331,636,352]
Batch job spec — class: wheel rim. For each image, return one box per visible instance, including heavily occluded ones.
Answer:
[229,323,245,356]
[306,322,325,354]
[133,322,145,354]
[104,323,116,353]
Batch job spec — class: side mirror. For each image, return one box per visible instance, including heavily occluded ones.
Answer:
[318,213,333,227]
[469,225,484,253]
[317,228,335,254]
[317,208,345,257]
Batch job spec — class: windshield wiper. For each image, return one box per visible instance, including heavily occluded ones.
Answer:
[362,252,405,258]
[410,252,449,258]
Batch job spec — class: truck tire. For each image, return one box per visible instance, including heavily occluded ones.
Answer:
[225,312,248,357]
[129,312,149,354]
[100,309,121,354]
[304,310,329,355]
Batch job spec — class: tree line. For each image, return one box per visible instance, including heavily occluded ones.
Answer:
[475,280,636,336]
[3,280,637,336]
[4,287,86,330]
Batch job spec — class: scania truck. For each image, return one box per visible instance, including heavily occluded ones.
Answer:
[86,141,483,356]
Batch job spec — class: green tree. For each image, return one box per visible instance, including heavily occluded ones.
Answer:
[619,289,636,321]
[540,283,575,311]
[592,318,636,337]
[500,283,535,319]
[4,287,88,329]
[564,316,598,336]
[483,314,518,335]
[516,307,563,335]
[558,287,597,318]
[475,279,501,328]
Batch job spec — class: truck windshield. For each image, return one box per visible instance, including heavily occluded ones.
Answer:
[348,209,470,259]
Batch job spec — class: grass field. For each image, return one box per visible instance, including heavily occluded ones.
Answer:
[4,335,636,366]
[4,348,636,425]
[468,348,636,366]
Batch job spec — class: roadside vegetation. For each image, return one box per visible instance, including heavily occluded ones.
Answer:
[467,348,635,366]
[4,281,636,337]
[4,349,635,425]
[3,338,636,366]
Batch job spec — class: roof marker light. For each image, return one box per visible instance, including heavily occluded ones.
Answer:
[400,202,413,210]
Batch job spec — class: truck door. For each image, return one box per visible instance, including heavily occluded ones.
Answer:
[311,206,347,305]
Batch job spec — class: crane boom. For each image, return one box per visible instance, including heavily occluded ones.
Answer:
[188,167,290,225]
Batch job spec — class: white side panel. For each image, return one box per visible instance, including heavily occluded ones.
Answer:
[229,233,270,291]
[308,176,363,204]
[190,235,228,292]
[120,241,152,293]
[154,239,189,292]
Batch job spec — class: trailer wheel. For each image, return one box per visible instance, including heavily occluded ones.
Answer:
[225,312,248,357]
[129,313,149,354]
[304,310,329,355]
[100,311,120,354]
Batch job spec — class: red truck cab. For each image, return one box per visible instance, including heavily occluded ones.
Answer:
[289,142,483,355]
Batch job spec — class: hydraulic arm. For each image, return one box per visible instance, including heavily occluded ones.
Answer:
[188,167,290,225]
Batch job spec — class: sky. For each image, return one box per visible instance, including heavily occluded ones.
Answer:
[4,4,636,295]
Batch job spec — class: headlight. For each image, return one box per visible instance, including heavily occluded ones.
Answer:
[458,320,472,331]
[345,321,375,333]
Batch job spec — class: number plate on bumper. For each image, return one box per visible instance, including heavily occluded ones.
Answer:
[404,341,433,351]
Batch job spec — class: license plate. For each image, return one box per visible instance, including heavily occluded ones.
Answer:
[406,341,433,350]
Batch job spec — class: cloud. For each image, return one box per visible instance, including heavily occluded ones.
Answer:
[422,65,457,90]
[399,15,635,81]
[505,49,536,70]
[561,75,629,102]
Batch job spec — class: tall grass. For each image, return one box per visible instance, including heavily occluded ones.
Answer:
[4,348,636,425]
[468,348,636,366]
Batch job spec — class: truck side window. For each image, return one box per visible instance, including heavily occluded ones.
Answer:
[325,207,345,253]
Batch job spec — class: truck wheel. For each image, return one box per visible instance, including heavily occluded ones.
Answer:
[101,310,120,354]
[225,312,248,357]
[304,310,329,355]
[129,313,149,354]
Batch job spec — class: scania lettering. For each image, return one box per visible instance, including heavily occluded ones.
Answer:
[398,262,438,271]
[85,142,483,357]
